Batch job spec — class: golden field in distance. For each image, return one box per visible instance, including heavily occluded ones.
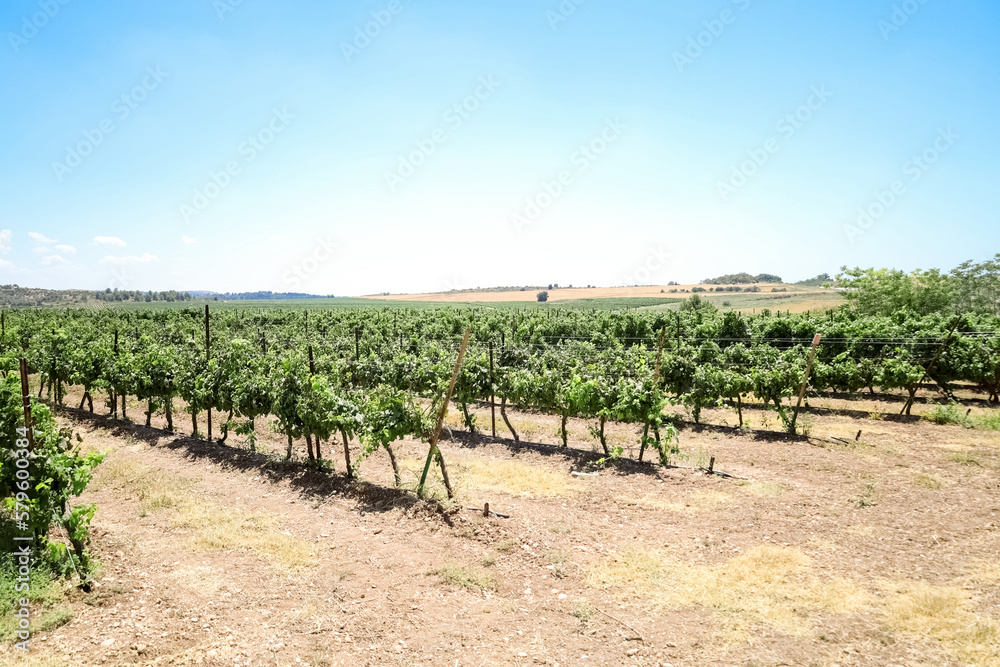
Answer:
[365,283,844,313]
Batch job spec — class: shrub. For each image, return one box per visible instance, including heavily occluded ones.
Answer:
[0,373,105,587]
[537,291,549,302]
[925,402,971,427]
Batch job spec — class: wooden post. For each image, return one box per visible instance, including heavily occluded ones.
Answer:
[355,327,360,361]
[489,341,496,438]
[653,326,666,386]
[790,334,822,432]
[205,304,212,442]
[19,358,35,451]
[418,328,470,499]
[900,321,959,415]
[308,345,316,375]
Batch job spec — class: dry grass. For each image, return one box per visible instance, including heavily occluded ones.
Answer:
[437,564,496,590]
[91,456,194,511]
[452,457,578,498]
[173,503,316,573]
[92,451,315,572]
[913,473,944,489]
[882,581,1000,666]
[587,544,869,641]
[616,490,731,513]
[735,480,785,497]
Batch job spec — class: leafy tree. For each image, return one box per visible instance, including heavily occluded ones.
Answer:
[837,266,955,316]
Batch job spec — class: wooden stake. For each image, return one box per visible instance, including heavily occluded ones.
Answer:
[205,304,212,442]
[653,326,666,386]
[790,334,822,432]
[418,328,470,499]
[355,327,360,361]
[19,358,34,451]
[489,341,496,438]
[308,345,316,375]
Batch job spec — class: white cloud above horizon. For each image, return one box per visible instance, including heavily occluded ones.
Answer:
[181,236,197,245]
[92,236,126,247]
[28,232,56,244]
[0,230,12,254]
[41,255,69,266]
[55,244,76,254]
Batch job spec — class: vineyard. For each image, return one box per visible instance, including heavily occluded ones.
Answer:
[3,302,998,472]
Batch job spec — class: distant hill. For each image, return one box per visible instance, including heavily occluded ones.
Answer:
[0,285,193,308]
[701,273,783,285]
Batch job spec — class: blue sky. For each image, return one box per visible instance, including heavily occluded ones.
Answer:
[1,0,997,294]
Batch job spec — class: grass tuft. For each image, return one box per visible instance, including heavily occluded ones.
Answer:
[437,564,496,590]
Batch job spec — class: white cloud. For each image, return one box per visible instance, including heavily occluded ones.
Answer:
[0,259,13,269]
[269,235,281,241]
[0,230,11,254]
[99,253,158,266]
[92,236,127,247]
[55,244,77,254]
[41,255,69,266]
[29,232,57,244]
[181,236,197,245]
[33,246,50,253]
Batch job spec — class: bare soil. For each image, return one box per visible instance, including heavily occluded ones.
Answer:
[2,385,999,667]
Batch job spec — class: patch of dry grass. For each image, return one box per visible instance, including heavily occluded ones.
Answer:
[913,473,944,489]
[91,456,193,510]
[616,490,731,513]
[92,451,315,572]
[452,457,577,498]
[437,564,496,590]
[587,544,869,641]
[172,503,316,572]
[882,581,1000,666]
[735,480,785,496]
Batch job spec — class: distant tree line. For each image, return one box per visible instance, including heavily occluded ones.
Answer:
[214,291,329,300]
[701,272,783,285]
[95,289,193,303]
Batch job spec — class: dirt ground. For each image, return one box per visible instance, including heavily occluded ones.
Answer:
[2,385,999,667]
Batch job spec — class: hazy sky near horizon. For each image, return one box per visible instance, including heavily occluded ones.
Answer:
[1,0,998,295]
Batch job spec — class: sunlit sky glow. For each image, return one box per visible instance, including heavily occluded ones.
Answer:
[2,0,998,295]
